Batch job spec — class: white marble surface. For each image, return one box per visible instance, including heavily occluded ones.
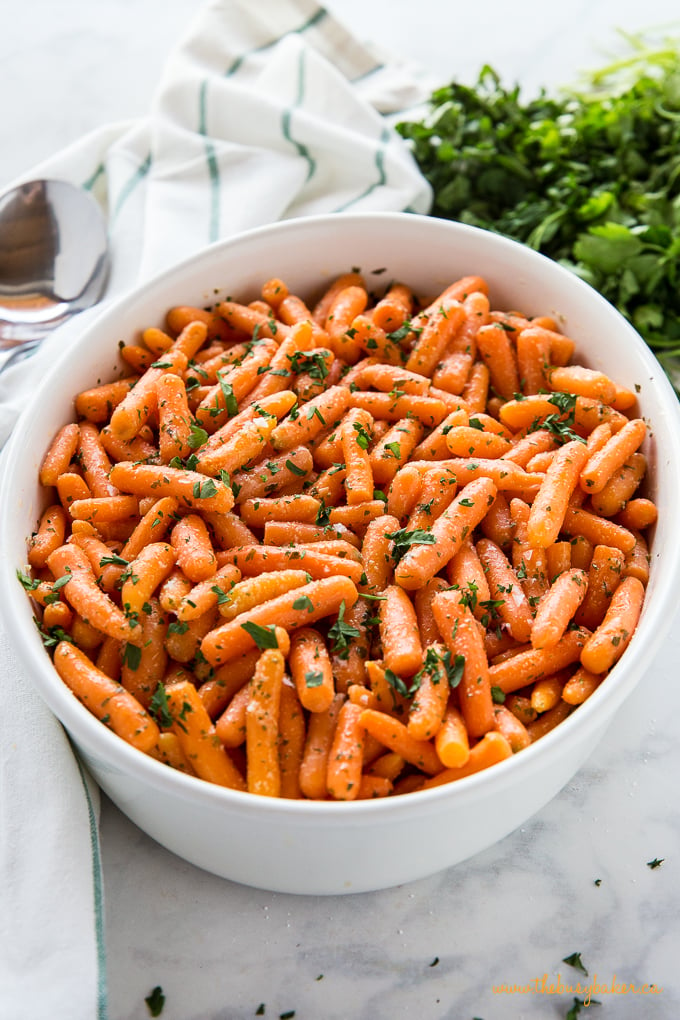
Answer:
[4,2,680,1018]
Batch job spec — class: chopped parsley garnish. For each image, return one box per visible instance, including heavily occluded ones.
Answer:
[328,600,360,659]
[240,621,279,650]
[292,595,314,613]
[285,459,307,477]
[187,424,209,449]
[287,351,329,380]
[149,682,174,728]
[562,951,588,976]
[217,372,239,416]
[647,857,664,869]
[304,670,324,688]
[385,527,436,564]
[491,686,506,704]
[99,553,129,567]
[144,986,165,1017]
[192,478,218,499]
[122,643,142,671]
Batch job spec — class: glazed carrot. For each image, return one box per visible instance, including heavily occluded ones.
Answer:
[478,490,514,551]
[165,608,218,664]
[77,422,119,499]
[28,504,67,568]
[526,700,573,741]
[395,476,497,591]
[214,684,251,747]
[217,569,310,621]
[71,616,105,651]
[421,732,512,788]
[231,446,313,503]
[109,348,188,441]
[120,598,168,709]
[461,361,489,413]
[120,542,176,619]
[246,328,316,407]
[348,315,404,365]
[367,750,406,782]
[326,701,365,800]
[369,417,423,485]
[215,299,288,341]
[278,681,306,799]
[46,544,141,644]
[561,666,602,705]
[411,457,538,492]
[346,390,447,429]
[359,709,441,775]
[239,494,321,529]
[299,693,345,799]
[356,775,393,799]
[156,373,192,463]
[445,537,491,617]
[616,498,657,531]
[569,534,594,572]
[580,418,647,494]
[195,345,279,430]
[39,423,80,486]
[444,425,511,459]
[289,627,334,713]
[270,385,350,451]
[405,466,458,532]
[199,649,260,719]
[75,377,137,423]
[201,575,358,666]
[526,439,590,548]
[325,284,367,362]
[493,704,531,752]
[109,461,235,514]
[339,408,374,505]
[42,601,74,632]
[68,495,138,525]
[203,509,258,550]
[158,567,192,614]
[175,563,241,621]
[328,500,387,533]
[573,396,628,434]
[407,647,449,740]
[476,537,534,643]
[413,409,468,460]
[531,568,589,649]
[119,496,179,561]
[489,627,589,694]
[263,519,360,549]
[371,282,413,331]
[99,426,157,465]
[475,323,520,400]
[365,659,410,719]
[516,327,551,394]
[361,514,399,593]
[379,585,423,678]
[220,545,363,584]
[53,642,159,752]
[530,671,567,713]
[152,732,195,775]
[330,599,371,693]
[549,364,616,404]
[165,680,246,790]
[580,575,644,675]
[405,300,465,377]
[502,429,556,468]
[56,472,91,510]
[169,513,217,582]
[434,703,470,767]
[560,506,636,554]
[505,693,537,726]
[431,591,495,738]
[386,463,423,521]
[243,648,285,797]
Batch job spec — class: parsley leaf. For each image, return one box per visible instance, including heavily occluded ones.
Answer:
[562,951,588,976]
[385,527,436,565]
[240,621,279,650]
[149,682,174,728]
[144,986,165,1017]
[328,600,360,659]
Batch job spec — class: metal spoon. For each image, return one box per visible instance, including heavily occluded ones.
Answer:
[0,178,109,373]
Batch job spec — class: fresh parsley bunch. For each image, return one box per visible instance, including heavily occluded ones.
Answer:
[396,38,680,391]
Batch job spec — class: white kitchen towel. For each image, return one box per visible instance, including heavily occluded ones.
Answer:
[0,2,431,1018]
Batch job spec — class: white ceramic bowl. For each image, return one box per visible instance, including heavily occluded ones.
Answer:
[2,212,679,895]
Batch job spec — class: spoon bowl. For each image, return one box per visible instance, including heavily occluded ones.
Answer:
[0,178,109,351]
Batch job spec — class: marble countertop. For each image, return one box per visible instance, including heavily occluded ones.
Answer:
[4,2,680,1018]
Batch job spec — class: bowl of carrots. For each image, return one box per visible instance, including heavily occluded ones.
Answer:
[2,211,679,894]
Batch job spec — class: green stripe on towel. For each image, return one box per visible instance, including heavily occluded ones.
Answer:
[224,6,326,77]
[334,125,390,212]
[111,152,152,224]
[74,754,108,1020]
[199,79,221,243]
[281,48,316,183]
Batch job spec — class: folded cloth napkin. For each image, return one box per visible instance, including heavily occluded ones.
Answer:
[0,2,431,1017]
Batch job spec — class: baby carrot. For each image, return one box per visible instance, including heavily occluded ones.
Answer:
[278,681,306,799]
[220,545,364,584]
[489,627,589,694]
[47,544,141,645]
[170,513,217,582]
[120,541,176,620]
[341,408,375,505]
[201,575,358,666]
[531,568,589,649]
[28,504,67,568]
[394,476,497,590]
[175,564,242,621]
[39,423,80,486]
[407,650,449,740]
[431,591,495,738]
[245,648,285,797]
[359,709,441,775]
[270,385,350,451]
[580,575,645,675]
[326,701,365,801]
[379,584,423,678]
[361,514,399,593]
[579,418,647,495]
[289,627,334,713]
[109,461,235,514]
[493,704,531,752]
[561,666,602,705]
[434,703,470,768]
[120,598,168,709]
[109,348,188,441]
[420,732,513,788]
[476,537,534,643]
[299,693,346,799]
[166,680,246,791]
[53,642,159,752]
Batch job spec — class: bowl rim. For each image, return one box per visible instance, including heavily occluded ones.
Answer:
[3,209,680,821]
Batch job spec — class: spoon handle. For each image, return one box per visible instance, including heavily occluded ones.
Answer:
[0,340,40,376]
